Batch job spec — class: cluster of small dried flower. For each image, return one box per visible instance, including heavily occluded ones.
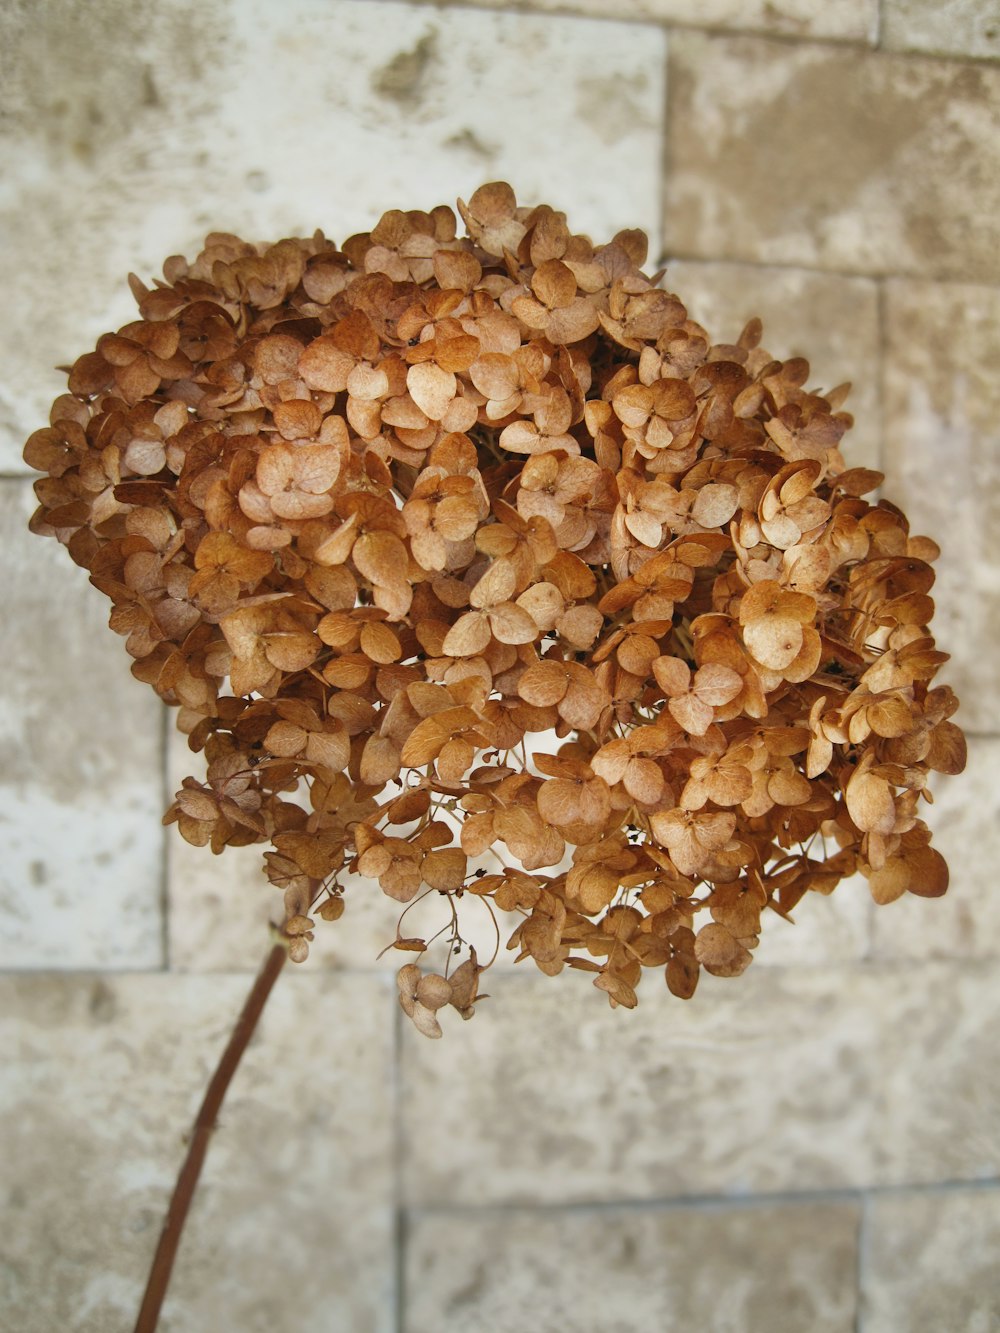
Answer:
[25,183,965,1037]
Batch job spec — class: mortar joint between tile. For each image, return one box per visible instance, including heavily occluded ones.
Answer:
[854,1191,873,1332]
[408,1176,1000,1221]
[396,0,668,36]
[667,16,1000,69]
[872,0,883,50]
[671,19,882,53]
[396,1,880,52]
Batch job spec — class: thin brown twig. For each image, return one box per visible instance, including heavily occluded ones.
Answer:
[133,936,289,1333]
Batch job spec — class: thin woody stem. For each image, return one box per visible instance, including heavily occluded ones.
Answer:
[133,937,289,1333]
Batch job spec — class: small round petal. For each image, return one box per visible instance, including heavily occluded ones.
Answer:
[691,484,738,528]
[443,611,492,658]
[407,363,457,421]
[416,973,454,1011]
[743,616,804,671]
[518,662,569,708]
[846,762,897,835]
[488,602,538,645]
[273,399,322,440]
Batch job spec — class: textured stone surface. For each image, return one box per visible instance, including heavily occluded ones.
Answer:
[871,738,999,963]
[882,0,1000,61]
[404,0,876,40]
[0,482,165,969]
[0,0,665,472]
[666,34,1000,281]
[882,279,1000,734]
[0,971,396,1333]
[401,962,1000,1206]
[873,965,1000,1188]
[405,1200,860,1332]
[861,1188,1000,1333]
[667,261,881,470]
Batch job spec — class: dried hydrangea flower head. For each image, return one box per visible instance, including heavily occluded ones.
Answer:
[25,182,966,1038]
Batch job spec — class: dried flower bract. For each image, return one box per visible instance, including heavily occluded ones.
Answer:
[25,183,965,1036]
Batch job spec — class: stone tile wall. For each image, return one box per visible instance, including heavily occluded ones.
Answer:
[1,1,997,1329]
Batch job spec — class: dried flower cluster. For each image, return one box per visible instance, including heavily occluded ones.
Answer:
[25,183,965,1036]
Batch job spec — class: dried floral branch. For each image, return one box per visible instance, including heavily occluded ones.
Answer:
[25,181,965,1044]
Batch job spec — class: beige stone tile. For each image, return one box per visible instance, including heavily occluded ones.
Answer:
[667,261,881,470]
[403,0,876,40]
[861,1188,1000,1333]
[1,0,665,472]
[871,738,999,963]
[872,964,1000,1188]
[405,1200,860,1332]
[0,970,395,1333]
[400,961,1000,1206]
[665,34,1000,282]
[882,0,1000,62]
[882,279,1000,734]
[0,481,165,969]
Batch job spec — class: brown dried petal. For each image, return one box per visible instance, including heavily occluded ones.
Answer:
[867,858,910,905]
[557,604,604,649]
[488,602,538,645]
[422,847,468,891]
[361,734,402,785]
[694,923,752,977]
[407,363,457,420]
[265,720,308,756]
[518,662,568,708]
[652,656,690,697]
[691,484,738,528]
[537,774,611,833]
[264,632,320,673]
[846,760,897,835]
[743,616,804,671]
[903,846,950,898]
[594,971,638,1009]
[442,611,491,658]
[666,953,699,1000]
[669,693,714,737]
[925,721,967,774]
[470,559,518,609]
[532,259,577,308]
[693,664,742,707]
[623,757,665,805]
[273,399,322,440]
[353,531,408,587]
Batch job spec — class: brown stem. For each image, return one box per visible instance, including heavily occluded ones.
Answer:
[133,939,289,1333]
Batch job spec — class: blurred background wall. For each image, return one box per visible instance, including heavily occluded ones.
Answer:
[1,1,998,1329]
